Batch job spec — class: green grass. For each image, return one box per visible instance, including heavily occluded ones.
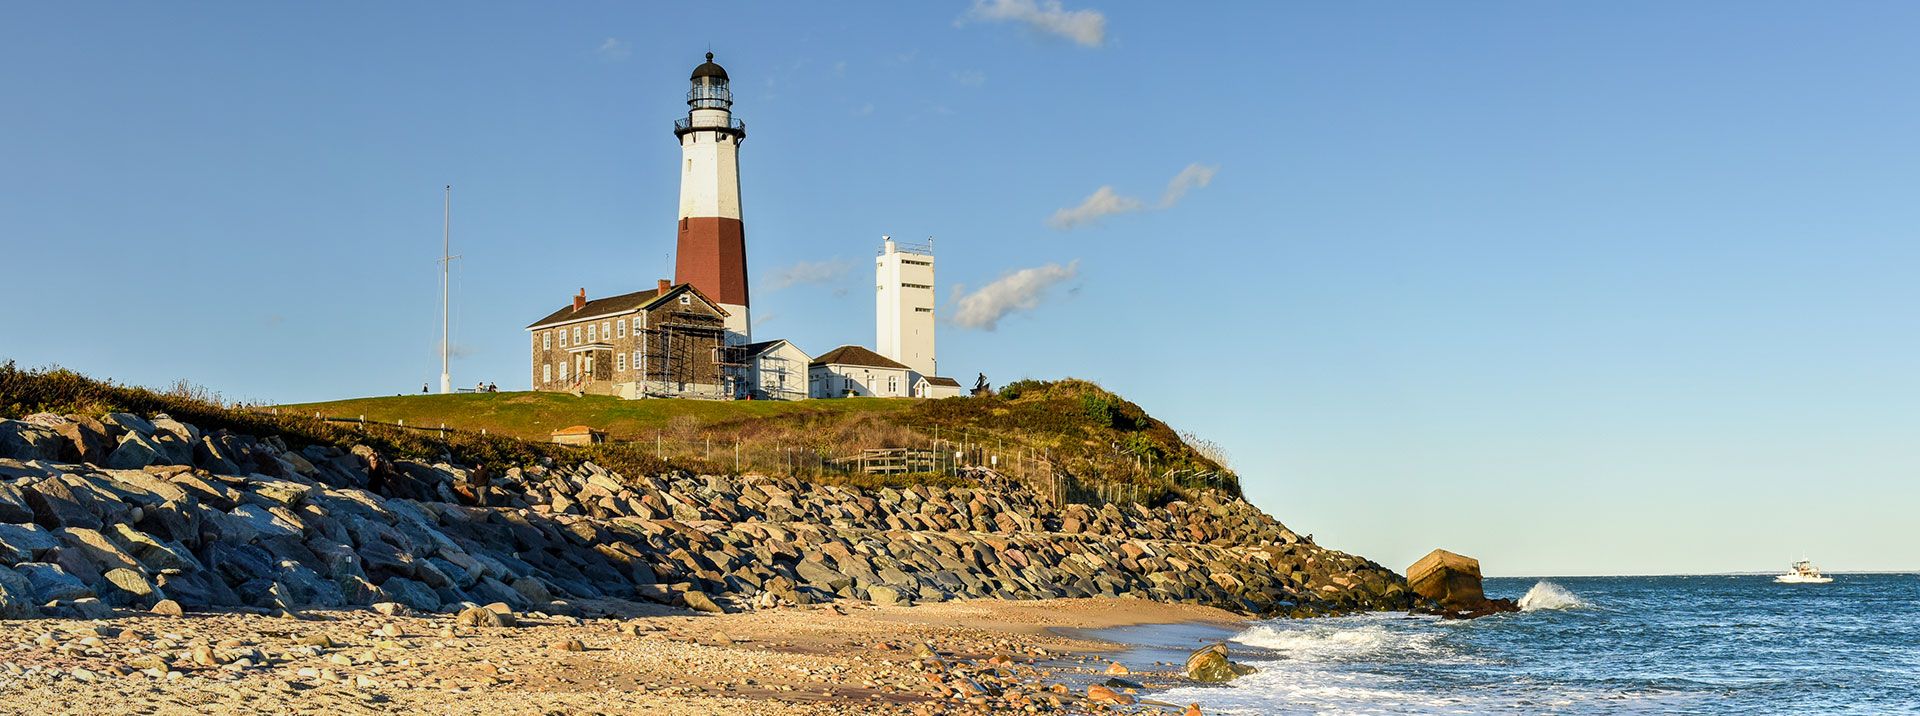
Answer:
[278,391,915,442]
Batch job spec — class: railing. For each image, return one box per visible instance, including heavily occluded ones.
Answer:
[673,117,746,138]
[880,241,934,256]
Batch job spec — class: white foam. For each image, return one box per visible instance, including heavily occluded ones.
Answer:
[1233,620,1446,661]
[1517,581,1590,611]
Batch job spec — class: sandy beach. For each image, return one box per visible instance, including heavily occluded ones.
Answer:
[0,597,1248,715]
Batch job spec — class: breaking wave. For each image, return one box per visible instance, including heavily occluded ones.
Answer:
[1518,581,1590,611]
[1233,618,1448,661]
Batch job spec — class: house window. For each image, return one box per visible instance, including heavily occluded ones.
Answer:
[617,353,627,371]
[888,375,898,394]
[632,351,642,374]
[543,364,552,384]
[679,294,691,305]
[558,330,567,347]
[616,320,626,339]
[587,324,596,342]
[542,332,551,349]
[573,327,582,344]
[601,321,610,339]
[559,363,569,381]
[631,317,641,333]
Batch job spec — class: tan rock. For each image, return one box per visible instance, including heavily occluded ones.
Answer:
[1406,549,1486,611]
[1086,684,1135,705]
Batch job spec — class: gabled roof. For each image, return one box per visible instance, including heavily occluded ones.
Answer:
[922,376,962,387]
[810,345,910,370]
[526,284,729,330]
[736,338,807,359]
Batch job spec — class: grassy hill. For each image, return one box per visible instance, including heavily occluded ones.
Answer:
[4,362,1236,502]
[286,378,1239,500]
[278,391,916,442]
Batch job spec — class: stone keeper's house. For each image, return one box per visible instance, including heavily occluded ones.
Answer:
[527,281,736,399]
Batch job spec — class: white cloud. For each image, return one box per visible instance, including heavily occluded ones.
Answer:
[1047,186,1143,229]
[769,258,855,290]
[963,0,1106,48]
[952,260,1080,330]
[1047,163,1219,230]
[595,37,630,61]
[1158,163,1217,208]
[953,69,987,86]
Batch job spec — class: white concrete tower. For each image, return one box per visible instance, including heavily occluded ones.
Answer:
[674,52,751,344]
[876,236,937,377]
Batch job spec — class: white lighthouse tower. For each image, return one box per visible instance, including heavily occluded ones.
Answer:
[876,236,937,377]
[673,52,752,344]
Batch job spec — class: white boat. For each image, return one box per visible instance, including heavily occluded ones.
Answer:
[1774,559,1833,584]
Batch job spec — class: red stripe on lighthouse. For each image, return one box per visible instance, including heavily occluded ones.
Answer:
[674,217,749,307]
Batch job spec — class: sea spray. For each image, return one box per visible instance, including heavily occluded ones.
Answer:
[1231,615,1457,662]
[1518,581,1589,611]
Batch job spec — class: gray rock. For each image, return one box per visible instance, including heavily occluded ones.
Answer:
[681,590,725,614]
[109,524,200,573]
[379,576,441,613]
[100,413,156,437]
[14,562,93,602]
[0,523,61,562]
[0,484,35,524]
[61,597,114,619]
[271,562,344,608]
[0,421,62,462]
[867,584,909,607]
[106,432,162,470]
[101,567,158,607]
[24,479,104,529]
[0,565,41,619]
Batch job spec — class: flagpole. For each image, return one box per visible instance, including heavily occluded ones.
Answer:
[439,185,452,395]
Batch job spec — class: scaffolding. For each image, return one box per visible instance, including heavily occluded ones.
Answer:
[638,309,741,399]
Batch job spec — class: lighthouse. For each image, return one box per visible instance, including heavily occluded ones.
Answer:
[673,52,751,344]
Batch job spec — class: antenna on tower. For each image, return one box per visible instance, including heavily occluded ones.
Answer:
[438,185,461,395]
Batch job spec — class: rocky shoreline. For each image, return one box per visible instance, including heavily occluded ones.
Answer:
[0,410,1409,620]
[0,409,1410,711]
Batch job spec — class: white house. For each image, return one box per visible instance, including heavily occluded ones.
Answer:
[914,375,964,399]
[809,345,913,398]
[735,339,810,400]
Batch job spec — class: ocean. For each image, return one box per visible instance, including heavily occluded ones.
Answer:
[1107,575,1920,715]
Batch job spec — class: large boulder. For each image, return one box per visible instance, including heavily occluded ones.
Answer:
[1406,549,1516,618]
[0,420,63,462]
[0,565,40,619]
[1184,642,1256,683]
[15,562,94,602]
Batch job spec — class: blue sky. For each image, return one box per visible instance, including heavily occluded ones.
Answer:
[4,2,1917,576]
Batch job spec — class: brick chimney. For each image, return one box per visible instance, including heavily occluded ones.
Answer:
[657,279,672,294]
[572,288,586,312]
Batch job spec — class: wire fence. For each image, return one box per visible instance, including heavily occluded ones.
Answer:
[262,408,1231,508]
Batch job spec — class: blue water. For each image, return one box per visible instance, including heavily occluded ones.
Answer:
[1122,575,1920,714]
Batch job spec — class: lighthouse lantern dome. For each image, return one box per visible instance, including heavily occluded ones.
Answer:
[688,52,732,109]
